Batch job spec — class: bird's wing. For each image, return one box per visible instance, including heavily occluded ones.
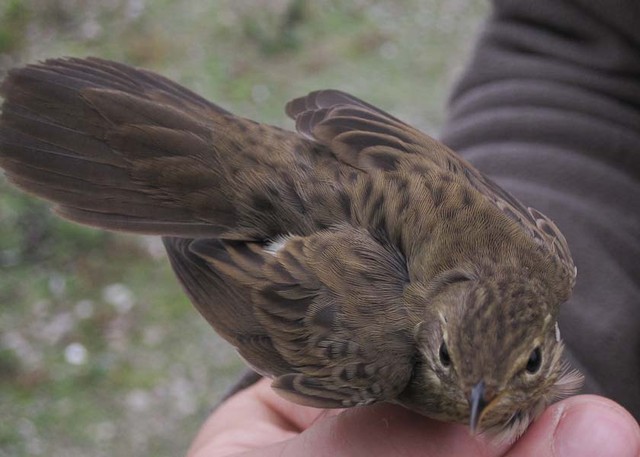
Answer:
[286,90,576,284]
[188,226,417,408]
[162,237,293,377]
[286,89,458,172]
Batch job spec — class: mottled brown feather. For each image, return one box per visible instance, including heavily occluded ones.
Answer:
[0,59,580,434]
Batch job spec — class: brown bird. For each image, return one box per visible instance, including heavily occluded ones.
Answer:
[0,57,582,440]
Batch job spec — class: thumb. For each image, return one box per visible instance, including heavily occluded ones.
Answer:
[505,395,640,457]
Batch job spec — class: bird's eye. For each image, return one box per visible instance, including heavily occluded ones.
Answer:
[439,341,451,367]
[526,347,542,374]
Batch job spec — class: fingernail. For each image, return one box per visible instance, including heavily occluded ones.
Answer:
[555,400,640,457]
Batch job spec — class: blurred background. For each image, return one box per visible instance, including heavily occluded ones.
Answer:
[0,1,487,455]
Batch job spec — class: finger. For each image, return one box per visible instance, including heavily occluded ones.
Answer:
[254,376,344,430]
[243,402,511,457]
[187,378,331,457]
[505,395,640,457]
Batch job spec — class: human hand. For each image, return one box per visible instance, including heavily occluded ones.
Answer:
[187,378,640,457]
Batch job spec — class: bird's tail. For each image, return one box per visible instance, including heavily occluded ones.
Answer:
[0,57,319,239]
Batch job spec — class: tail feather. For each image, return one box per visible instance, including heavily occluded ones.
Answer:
[0,57,241,237]
[54,207,223,235]
[1,107,118,165]
[0,57,341,239]
[0,138,135,207]
[8,173,193,221]
[81,89,214,135]
[107,124,213,162]
[12,57,230,117]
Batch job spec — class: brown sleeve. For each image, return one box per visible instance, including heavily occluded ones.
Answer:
[440,0,640,418]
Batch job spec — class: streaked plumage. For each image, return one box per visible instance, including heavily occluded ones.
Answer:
[0,57,582,439]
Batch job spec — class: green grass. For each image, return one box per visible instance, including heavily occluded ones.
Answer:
[0,1,487,455]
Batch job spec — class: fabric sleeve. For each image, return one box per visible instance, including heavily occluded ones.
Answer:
[440,0,640,419]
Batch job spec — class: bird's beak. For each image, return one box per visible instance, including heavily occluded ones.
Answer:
[469,380,488,433]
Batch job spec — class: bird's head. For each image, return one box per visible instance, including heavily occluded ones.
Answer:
[399,269,583,441]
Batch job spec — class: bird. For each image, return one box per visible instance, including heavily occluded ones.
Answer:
[0,57,583,441]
